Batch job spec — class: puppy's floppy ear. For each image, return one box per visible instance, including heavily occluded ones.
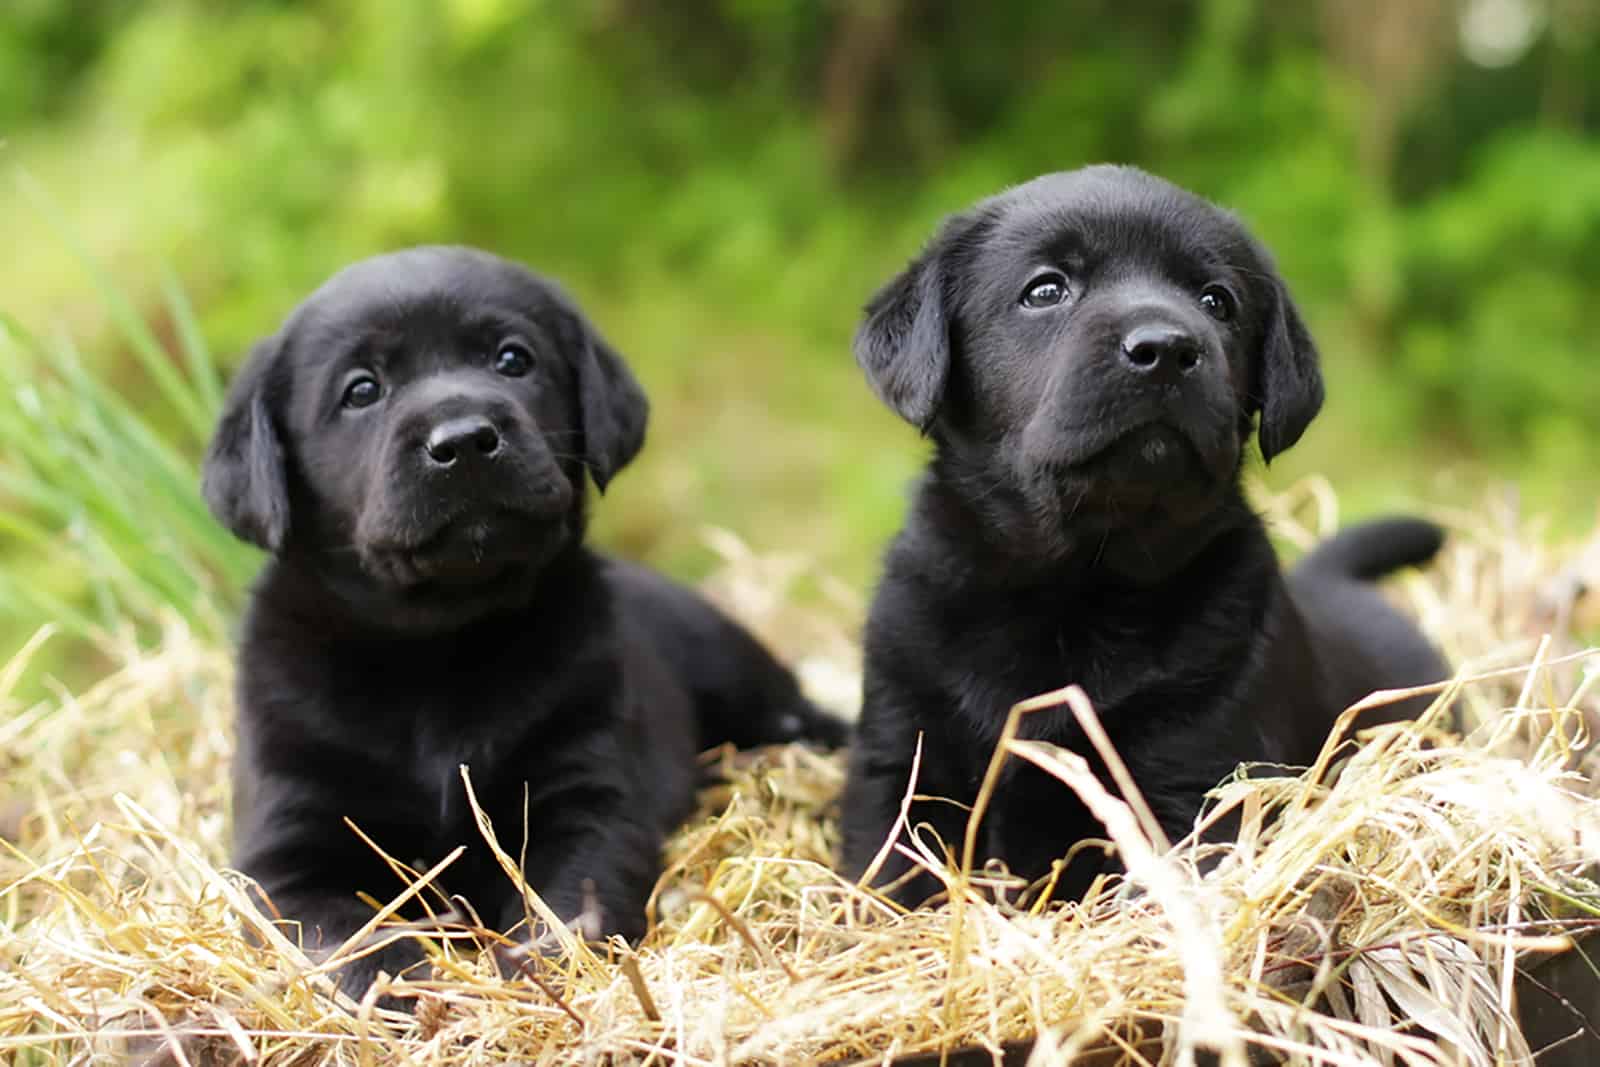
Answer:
[202,337,291,551]
[1253,276,1324,464]
[562,308,648,492]
[854,213,974,432]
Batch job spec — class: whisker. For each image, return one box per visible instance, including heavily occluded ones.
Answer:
[1064,486,1087,524]
[1091,528,1111,568]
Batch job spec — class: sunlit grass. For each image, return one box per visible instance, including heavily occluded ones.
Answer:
[1,499,1598,1064]
[0,176,257,682]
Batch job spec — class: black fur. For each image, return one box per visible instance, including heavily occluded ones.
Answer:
[204,246,845,997]
[839,167,1450,907]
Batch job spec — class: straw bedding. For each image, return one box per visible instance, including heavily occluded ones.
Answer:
[2,481,1599,1066]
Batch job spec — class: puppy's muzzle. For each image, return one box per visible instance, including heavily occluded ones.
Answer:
[361,381,574,560]
[394,390,564,507]
[409,406,568,508]
[424,414,502,468]
[1119,322,1203,384]
[1019,303,1236,491]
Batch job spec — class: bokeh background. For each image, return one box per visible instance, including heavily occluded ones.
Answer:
[3,0,1598,683]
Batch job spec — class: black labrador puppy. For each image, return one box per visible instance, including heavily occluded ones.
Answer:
[839,166,1450,907]
[203,246,845,996]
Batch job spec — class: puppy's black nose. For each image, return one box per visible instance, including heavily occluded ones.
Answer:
[425,416,501,467]
[1119,324,1203,379]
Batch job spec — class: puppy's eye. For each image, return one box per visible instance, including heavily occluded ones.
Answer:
[1199,285,1235,322]
[494,342,533,377]
[1020,273,1069,310]
[342,375,381,409]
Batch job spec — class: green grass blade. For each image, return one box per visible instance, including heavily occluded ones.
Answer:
[162,266,225,415]
[12,170,216,447]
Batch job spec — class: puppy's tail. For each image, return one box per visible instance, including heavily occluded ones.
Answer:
[1292,516,1445,583]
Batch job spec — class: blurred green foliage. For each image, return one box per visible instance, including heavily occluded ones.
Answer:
[3,0,1599,670]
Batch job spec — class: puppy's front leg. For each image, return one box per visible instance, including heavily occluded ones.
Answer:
[503,807,663,946]
[840,698,974,908]
[246,883,431,1001]
[489,735,666,951]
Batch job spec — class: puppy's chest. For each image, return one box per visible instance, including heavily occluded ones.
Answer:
[409,711,508,819]
[334,668,554,824]
[932,601,1233,749]
[942,613,1140,707]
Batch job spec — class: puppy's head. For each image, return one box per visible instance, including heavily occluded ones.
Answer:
[202,246,647,629]
[857,165,1321,578]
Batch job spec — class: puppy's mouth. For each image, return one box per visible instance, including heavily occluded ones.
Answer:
[1019,420,1237,534]
[362,510,564,590]
[1089,422,1199,487]
[1048,421,1204,489]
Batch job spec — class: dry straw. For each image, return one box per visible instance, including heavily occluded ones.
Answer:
[3,481,1599,1065]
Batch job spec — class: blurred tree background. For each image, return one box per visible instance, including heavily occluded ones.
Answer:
[2,0,1598,670]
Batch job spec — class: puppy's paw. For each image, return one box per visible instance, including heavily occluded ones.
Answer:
[122,1011,236,1067]
[493,883,608,979]
[779,699,851,750]
[490,919,597,979]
